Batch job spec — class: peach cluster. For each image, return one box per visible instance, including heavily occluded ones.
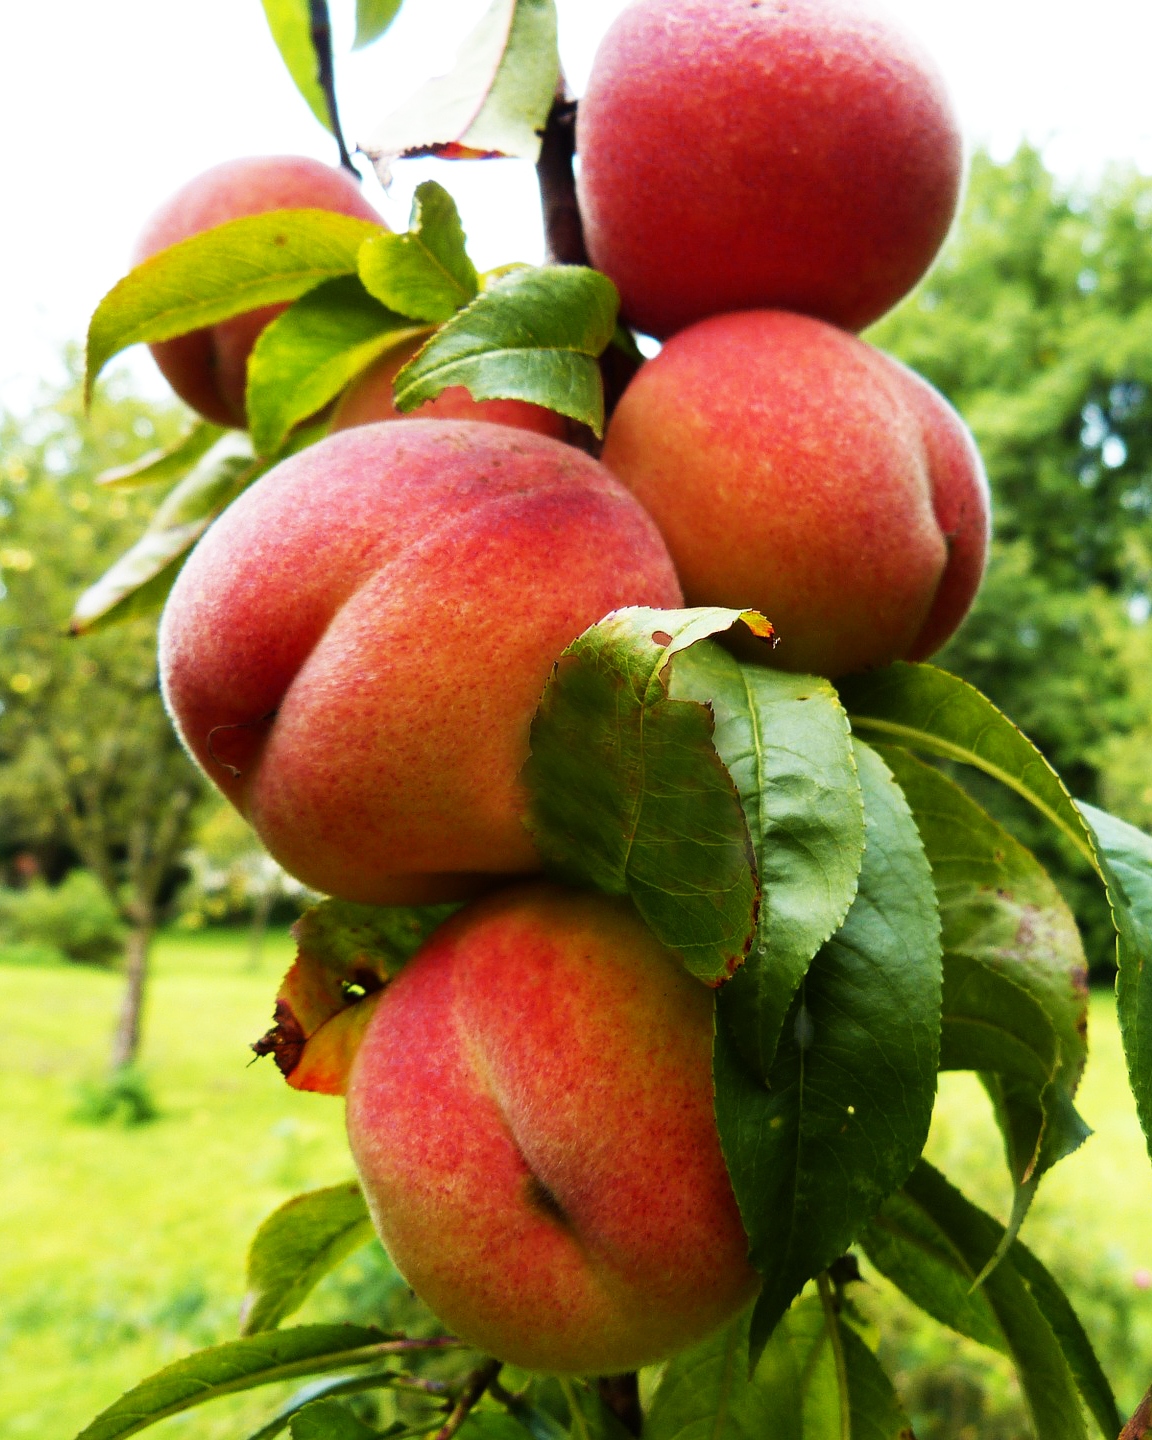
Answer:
[141,0,988,1376]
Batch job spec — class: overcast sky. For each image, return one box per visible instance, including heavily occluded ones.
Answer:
[4,0,1152,412]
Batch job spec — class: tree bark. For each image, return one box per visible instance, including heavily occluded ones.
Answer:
[111,919,154,1070]
[536,92,587,267]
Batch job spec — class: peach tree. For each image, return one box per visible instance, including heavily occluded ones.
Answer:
[71,1,1152,1437]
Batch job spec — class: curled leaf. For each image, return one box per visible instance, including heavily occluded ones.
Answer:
[361,0,559,171]
[253,900,458,1093]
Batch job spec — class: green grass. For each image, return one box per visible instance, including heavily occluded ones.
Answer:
[2,935,1151,1440]
[0,930,359,1440]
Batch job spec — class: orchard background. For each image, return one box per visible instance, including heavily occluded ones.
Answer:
[5,3,1152,1440]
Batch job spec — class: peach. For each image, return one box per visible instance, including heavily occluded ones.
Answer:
[576,0,963,338]
[346,883,759,1373]
[330,340,568,439]
[158,421,682,903]
[601,310,989,677]
[133,155,385,427]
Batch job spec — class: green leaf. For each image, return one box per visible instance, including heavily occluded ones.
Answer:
[670,649,864,1072]
[73,1325,410,1440]
[714,741,942,1355]
[260,0,331,131]
[644,1308,775,1440]
[95,420,226,489]
[359,182,479,323]
[523,606,770,986]
[1078,802,1152,1186]
[86,210,384,399]
[840,1325,915,1440]
[864,1161,1110,1439]
[362,0,558,165]
[861,1186,1006,1353]
[246,276,425,456]
[461,1416,539,1440]
[840,664,1096,864]
[753,1296,839,1439]
[355,0,404,48]
[246,1372,413,1440]
[1009,1244,1124,1439]
[241,1181,374,1335]
[291,1399,380,1440]
[879,746,1090,1192]
[293,899,460,981]
[560,1382,635,1440]
[841,664,1152,1165]
[70,434,264,634]
[392,265,617,436]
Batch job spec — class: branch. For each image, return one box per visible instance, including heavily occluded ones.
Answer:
[433,1358,502,1440]
[536,90,587,266]
[309,0,357,176]
[1123,1383,1152,1439]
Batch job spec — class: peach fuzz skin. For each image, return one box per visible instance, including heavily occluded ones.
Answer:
[346,884,759,1374]
[576,0,962,338]
[601,311,990,678]
[133,156,384,428]
[330,340,568,439]
[158,421,682,904]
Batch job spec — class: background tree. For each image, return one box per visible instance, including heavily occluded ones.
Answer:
[0,366,209,1068]
[872,145,1152,969]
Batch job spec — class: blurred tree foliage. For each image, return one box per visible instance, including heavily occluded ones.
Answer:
[0,365,209,1064]
[871,146,1152,971]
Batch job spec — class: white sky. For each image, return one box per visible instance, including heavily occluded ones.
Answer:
[3,0,1152,413]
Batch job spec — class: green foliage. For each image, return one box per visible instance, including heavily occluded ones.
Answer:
[242,1182,373,1336]
[259,0,332,132]
[872,146,1152,970]
[74,1325,402,1440]
[293,898,459,979]
[247,278,423,456]
[85,210,384,399]
[0,869,125,965]
[393,264,619,435]
[359,182,479,322]
[290,1399,379,1440]
[362,0,559,166]
[881,746,1090,1238]
[524,607,764,985]
[96,419,226,489]
[645,1292,914,1439]
[644,1308,774,1439]
[72,432,265,632]
[354,0,404,49]
[843,663,1152,1169]
[715,742,942,1354]
[864,1162,1119,1438]
[0,373,206,932]
[72,1063,159,1128]
[671,648,864,1067]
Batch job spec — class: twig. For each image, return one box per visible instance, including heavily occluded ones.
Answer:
[536,89,587,266]
[433,1358,502,1440]
[1122,1382,1152,1439]
[309,0,358,176]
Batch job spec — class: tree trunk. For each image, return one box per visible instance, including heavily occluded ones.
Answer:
[111,920,154,1070]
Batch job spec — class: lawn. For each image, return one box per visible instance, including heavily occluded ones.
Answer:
[1,932,1150,1440]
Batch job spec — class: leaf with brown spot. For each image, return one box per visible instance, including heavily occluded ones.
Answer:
[253,899,458,1093]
